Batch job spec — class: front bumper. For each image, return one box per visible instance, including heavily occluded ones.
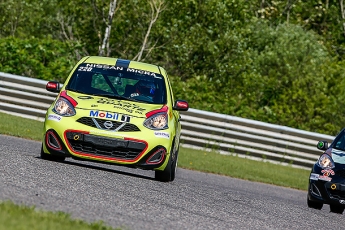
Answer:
[308,164,345,206]
[42,112,173,170]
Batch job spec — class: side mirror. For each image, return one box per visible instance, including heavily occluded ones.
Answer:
[317,140,328,151]
[46,81,61,93]
[173,100,189,111]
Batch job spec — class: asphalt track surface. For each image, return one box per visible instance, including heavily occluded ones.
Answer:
[0,134,344,230]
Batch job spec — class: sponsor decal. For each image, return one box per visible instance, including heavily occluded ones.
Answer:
[83,64,159,78]
[130,93,139,97]
[89,110,131,122]
[127,67,157,77]
[78,66,93,72]
[154,131,170,139]
[48,114,62,122]
[96,98,146,114]
[90,110,119,120]
[319,175,332,182]
[85,64,124,71]
[121,115,131,122]
[309,173,319,181]
[321,169,335,177]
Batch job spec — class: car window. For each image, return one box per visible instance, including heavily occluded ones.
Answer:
[333,131,345,151]
[335,136,345,150]
[66,63,167,104]
[91,74,113,93]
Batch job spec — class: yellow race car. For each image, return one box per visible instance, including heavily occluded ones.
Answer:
[41,56,189,182]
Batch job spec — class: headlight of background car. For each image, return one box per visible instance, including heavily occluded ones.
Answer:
[143,113,168,130]
[317,154,335,169]
[53,97,76,116]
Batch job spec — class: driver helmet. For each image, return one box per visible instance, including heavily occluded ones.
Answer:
[136,81,156,96]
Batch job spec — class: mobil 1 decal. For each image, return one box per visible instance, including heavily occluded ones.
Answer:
[121,115,130,122]
[97,98,146,114]
[89,110,131,122]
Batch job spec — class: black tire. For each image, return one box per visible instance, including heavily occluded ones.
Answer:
[155,156,172,182]
[170,152,178,181]
[330,204,344,214]
[155,145,178,182]
[40,145,65,162]
[307,197,323,210]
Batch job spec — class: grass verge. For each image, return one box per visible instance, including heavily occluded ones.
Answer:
[0,112,43,141]
[0,200,117,230]
[178,148,310,190]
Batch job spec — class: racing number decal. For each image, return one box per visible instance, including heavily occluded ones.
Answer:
[78,66,93,72]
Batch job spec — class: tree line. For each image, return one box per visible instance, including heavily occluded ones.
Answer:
[1,0,345,135]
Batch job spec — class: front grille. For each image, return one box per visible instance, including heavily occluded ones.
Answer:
[66,131,146,160]
[77,117,140,132]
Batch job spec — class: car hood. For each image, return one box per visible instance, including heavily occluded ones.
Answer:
[65,90,163,118]
[330,148,345,164]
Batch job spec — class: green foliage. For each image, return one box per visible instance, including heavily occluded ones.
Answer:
[243,1,345,47]
[243,22,332,128]
[155,0,253,81]
[170,19,345,135]
[2,0,345,135]
[0,37,81,82]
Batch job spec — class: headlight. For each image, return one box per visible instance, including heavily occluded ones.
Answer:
[317,154,335,169]
[53,97,76,116]
[143,113,168,130]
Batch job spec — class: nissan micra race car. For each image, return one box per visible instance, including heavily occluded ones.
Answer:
[307,129,345,213]
[41,56,189,182]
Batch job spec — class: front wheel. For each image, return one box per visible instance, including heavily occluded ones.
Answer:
[307,197,323,210]
[155,146,178,182]
[40,145,65,162]
[330,204,344,214]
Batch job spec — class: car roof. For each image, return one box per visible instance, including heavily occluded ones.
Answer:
[82,56,163,75]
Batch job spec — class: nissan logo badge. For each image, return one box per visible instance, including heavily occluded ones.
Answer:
[104,121,113,129]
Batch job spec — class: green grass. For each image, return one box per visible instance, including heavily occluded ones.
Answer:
[0,112,43,141]
[178,149,310,190]
[0,200,118,230]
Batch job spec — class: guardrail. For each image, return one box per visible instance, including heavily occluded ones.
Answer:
[0,71,335,169]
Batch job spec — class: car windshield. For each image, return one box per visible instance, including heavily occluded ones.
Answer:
[332,130,345,151]
[65,63,167,104]
[331,130,345,163]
